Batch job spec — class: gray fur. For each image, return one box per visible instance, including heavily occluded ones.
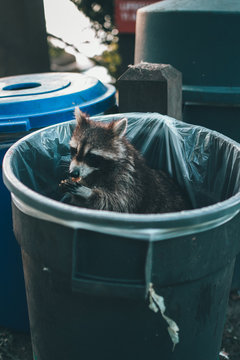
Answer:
[60,110,191,213]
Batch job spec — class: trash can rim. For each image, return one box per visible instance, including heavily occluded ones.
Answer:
[3,113,240,241]
[5,179,240,241]
[137,0,240,14]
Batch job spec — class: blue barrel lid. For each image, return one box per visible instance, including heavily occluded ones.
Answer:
[0,72,116,133]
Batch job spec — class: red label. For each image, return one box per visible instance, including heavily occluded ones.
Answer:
[114,0,162,34]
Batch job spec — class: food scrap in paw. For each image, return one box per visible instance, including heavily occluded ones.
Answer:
[71,176,82,183]
[59,177,82,186]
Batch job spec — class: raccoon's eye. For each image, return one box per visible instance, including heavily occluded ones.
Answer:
[85,153,101,167]
[70,147,77,157]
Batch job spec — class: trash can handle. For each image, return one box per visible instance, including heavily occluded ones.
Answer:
[71,230,153,300]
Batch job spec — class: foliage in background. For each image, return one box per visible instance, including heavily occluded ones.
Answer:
[47,1,121,78]
[93,43,121,77]
[69,0,121,78]
[70,0,117,44]
[48,41,65,58]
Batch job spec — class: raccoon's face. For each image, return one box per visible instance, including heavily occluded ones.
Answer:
[69,109,128,181]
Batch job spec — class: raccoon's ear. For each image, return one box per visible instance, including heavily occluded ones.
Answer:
[112,118,128,138]
[74,107,88,127]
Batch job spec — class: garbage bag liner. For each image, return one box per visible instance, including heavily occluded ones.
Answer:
[3,112,240,241]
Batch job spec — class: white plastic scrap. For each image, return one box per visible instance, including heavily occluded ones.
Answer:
[219,351,229,360]
[148,283,179,351]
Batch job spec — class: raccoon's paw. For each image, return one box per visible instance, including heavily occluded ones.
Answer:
[60,179,93,200]
[73,185,93,199]
[59,179,77,193]
[60,193,73,204]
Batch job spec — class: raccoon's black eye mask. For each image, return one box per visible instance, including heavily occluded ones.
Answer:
[85,153,102,168]
[70,146,77,156]
[70,146,115,170]
[85,152,116,170]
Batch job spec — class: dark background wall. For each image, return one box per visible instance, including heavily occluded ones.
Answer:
[0,0,50,77]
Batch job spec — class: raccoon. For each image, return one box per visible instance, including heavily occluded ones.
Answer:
[60,108,191,213]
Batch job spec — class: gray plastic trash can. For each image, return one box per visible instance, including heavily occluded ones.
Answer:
[3,112,240,359]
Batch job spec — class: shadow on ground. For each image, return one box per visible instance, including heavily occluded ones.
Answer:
[0,295,239,360]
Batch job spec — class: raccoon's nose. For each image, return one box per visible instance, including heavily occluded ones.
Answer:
[70,169,80,178]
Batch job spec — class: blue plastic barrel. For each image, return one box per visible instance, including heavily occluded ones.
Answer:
[0,72,116,331]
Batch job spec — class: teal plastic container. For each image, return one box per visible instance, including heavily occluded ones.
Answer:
[134,0,240,288]
[134,0,240,141]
